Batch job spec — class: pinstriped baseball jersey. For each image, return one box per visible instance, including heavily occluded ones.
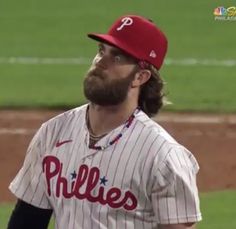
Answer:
[9,104,202,228]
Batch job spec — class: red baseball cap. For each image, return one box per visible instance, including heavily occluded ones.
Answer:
[88,15,168,70]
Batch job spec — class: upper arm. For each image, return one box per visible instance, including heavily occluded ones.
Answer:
[151,146,202,225]
[9,125,51,209]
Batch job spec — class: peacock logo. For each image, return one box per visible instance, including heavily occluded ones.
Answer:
[214,6,236,20]
[213,7,227,16]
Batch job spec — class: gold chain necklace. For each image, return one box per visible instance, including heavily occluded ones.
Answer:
[86,107,140,151]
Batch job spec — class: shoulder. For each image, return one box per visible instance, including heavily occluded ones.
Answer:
[34,104,87,148]
[136,111,199,171]
[41,104,88,131]
[135,110,179,148]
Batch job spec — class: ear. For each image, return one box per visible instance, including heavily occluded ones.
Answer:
[131,70,151,88]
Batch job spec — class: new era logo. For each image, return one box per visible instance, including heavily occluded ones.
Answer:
[149,50,157,58]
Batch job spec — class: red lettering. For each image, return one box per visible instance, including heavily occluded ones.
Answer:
[43,156,138,211]
[71,180,76,191]
[85,167,100,202]
[95,186,107,205]
[42,156,60,196]
[106,188,124,208]
[74,164,89,199]
[123,191,138,211]
[56,164,74,198]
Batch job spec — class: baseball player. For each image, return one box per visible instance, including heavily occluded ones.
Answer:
[8,15,202,229]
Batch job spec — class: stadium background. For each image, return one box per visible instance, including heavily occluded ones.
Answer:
[0,0,236,228]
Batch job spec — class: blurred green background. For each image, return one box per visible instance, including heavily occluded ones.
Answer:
[1,191,236,229]
[0,0,236,228]
[0,0,235,111]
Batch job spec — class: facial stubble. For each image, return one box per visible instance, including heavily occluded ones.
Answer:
[83,67,136,106]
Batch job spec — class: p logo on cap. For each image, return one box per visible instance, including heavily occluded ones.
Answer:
[117,17,133,31]
[88,15,168,70]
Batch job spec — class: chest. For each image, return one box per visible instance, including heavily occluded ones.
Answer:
[42,139,153,211]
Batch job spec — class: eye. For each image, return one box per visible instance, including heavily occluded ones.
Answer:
[114,55,122,62]
[98,46,105,56]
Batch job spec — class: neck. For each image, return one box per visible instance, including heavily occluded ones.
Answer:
[87,101,138,136]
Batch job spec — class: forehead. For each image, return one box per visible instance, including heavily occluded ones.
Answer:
[99,42,134,58]
[99,42,118,51]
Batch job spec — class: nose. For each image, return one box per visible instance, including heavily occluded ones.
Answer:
[93,53,110,69]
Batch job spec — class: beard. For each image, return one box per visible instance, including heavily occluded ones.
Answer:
[83,67,136,106]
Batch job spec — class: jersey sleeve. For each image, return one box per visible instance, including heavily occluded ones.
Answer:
[151,146,202,224]
[9,124,52,209]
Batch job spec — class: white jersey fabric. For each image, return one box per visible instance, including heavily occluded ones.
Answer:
[9,104,202,228]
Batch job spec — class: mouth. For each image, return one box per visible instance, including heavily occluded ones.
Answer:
[87,67,106,80]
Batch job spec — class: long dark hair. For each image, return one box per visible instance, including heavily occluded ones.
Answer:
[138,65,165,117]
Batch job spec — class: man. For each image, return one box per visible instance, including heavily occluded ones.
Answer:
[8,15,202,229]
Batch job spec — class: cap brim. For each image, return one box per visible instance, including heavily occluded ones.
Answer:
[88,33,139,61]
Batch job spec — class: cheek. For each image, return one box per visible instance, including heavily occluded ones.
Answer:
[110,66,128,78]
[92,54,100,65]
